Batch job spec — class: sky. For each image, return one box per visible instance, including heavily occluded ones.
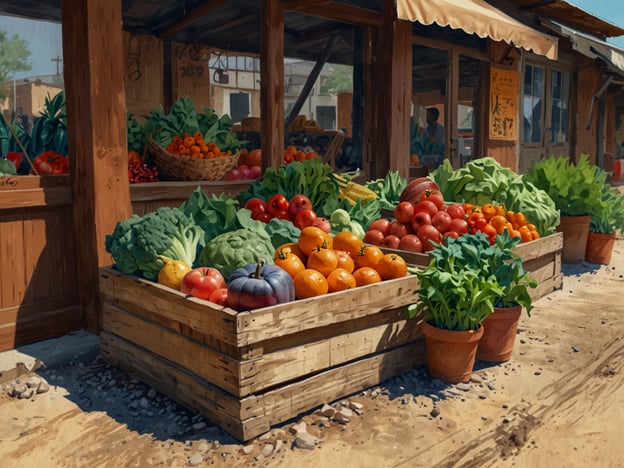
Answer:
[0,1,623,79]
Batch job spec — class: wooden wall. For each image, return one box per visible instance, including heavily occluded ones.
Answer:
[0,176,80,352]
[575,63,602,164]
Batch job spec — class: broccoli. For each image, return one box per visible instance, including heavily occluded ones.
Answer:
[105,206,205,281]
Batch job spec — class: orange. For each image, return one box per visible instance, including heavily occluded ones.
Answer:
[376,254,408,280]
[274,242,307,264]
[327,268,357,292]
[356,245,384,270]
[334,249,355,273]
[274,250,306,279]
[352,267,382,287]
[306,247,339,277]
[333,231,363,259]
[298,226,333,256]
[293,269,328,299]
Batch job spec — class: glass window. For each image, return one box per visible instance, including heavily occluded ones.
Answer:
[522,64,544,144]
[550,70,570,143]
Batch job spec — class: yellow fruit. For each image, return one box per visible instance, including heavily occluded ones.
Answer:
[157,255,191,290]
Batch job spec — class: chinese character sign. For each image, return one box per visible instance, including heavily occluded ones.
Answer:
[489,68,519,141]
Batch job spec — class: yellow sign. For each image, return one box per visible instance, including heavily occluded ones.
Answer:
[489,68,519,141]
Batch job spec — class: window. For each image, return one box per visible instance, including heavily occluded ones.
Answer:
[522,64,544,144]
[550,70,570,143]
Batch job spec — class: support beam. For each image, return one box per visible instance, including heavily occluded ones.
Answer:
[260,0,285,168]
[62,0,131,332]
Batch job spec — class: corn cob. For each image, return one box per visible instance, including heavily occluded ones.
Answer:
[329,172,378,204]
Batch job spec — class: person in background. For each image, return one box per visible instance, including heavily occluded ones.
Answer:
[419,107,445,171]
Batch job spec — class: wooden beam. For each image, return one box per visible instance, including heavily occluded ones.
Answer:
[285,34,339,130]
[62,0,131,333]
[158,0,229,40]
[261,0,285,168]
[281,0,382,27]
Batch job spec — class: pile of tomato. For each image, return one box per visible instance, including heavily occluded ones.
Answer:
[364,190,540,253]
[274,227,408,299]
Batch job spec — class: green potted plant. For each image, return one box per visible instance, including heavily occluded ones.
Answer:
[585,181,624,264]
[407,233,504,383]
[476,232,537,362]
[524,154,608,263]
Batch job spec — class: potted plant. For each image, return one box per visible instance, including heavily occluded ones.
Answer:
[585,181,624,264]
[476,232,537,362]
[407,233,504,383]
[523,154,607,263]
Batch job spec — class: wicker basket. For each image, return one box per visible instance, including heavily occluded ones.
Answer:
[147,137,240,181]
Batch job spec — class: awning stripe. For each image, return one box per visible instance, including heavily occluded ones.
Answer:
[397,0,558,60]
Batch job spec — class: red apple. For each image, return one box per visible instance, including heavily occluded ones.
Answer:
[237,164,253,180]
[312,217,331,234]
[181,267,226,301]
[225,168,241,180]
[209,287,229,306]
[249,165,262,179]
[288,194,313,218]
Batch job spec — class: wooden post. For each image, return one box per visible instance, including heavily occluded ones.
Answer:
[62,0,132,333]
[377,0,411,179]
[260,0,285,169]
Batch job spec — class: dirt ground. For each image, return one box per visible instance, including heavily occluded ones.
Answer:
[1,235,623,468]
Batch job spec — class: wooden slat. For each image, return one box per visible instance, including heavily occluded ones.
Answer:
[100,330,425,441]
[0,176,72,209]
[281,0,383,27]
[129,180,251,202]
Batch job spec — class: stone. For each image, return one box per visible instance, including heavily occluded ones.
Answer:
[334,408,353,424]
[455,383,471,392]
[274,439,284,453]
[318,404,336,418]
[430,407,441,418]
[147,388,157,399]
[242,444,254,455]
[294,432,317,450]
[12,383,27,397]
[139,397,150,409]
[261,443,274,457]
[187,453,203,465]
[348,401,364,411]
[290,422,307,435]
[469,374,483,384]
[26,376,41,388]
[19,387,34,399]
[192,422,207,432]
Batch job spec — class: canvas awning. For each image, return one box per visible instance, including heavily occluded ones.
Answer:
[396,0,558,60]
[545,20,624,76]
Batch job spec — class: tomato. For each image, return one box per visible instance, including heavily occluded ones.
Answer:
[334,249,355,273]
[293,269,329,298]
[413,200,438,217]
[33,151,69,175]
[398,234,423,253]
[368,218,392,236]
[252,210,273,223]
[298,226,333,256]
[352,267,382,286]
[273,209,291,221]
[208,288,229,307]
[267,194,289,216]
[312,217,331,234]
[327,268,357,292]
[420,190,444,210]
[356,245,384,270]
[245,197,268,213]
[443,231,460,241]
[393,201,415,224]
[376,253,408,280]
[288,194,313,218]
[333,231,363,259]
[448,218,469,236]
[389,220,412,239]
[431,211,452,234]
[363,229,385,245]
[274,250,306,279]
[411,211,432,232]
[380,234,401,249]
[6,151,22,170]
[306,247,338,277]
[294,209,317,230]
[467,212,487,231]
[417,225,442,252]
[446,203,466,220]
[481,203,497,220]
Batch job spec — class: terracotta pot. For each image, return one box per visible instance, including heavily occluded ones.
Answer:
[556,215,591,264]
[585,231,616,265]
[477,305,522,363]
[421,321,483,384]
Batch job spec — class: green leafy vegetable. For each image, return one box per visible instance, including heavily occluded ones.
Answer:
[0,158,17,175]
[365,171,407,210]
[264,217,301,249]
[105,207,205,281]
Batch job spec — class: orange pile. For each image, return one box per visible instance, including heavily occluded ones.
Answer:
[465,202,540,244]
[165,132,233,159]
[282,145,319,165]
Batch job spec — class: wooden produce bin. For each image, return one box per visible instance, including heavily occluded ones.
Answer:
[130,180,251,215]
[99,268,424,441]
[381,232,564,301]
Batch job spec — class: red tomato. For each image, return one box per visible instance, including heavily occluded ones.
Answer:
[393,202,414,224]
[294,209,317,230]
[273,210,291,220]
[268,194,289,216]
[380,234,401,249]
[411,211,432,232]
[244,197,268,213]
[368,218,392,236]
[389,220,412,239]
[448,218,469,236]
[181,267,226,301]
[363,229,385,245]
[209,288,229,307]
[288,194,313,218]
[431,211,452,234]
[252,210,273,223]
[417,225,442,252]
[413,200,438,217]
[398,234,423,253]
[446,203,466,220]
[443,231,460,240]
[420,190,444,210]
[312,217,331,234]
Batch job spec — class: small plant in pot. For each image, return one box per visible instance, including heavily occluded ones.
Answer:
[523,154,608,263]
[585,181,624,264]
[476,231,537,362]
[407,233,504,383]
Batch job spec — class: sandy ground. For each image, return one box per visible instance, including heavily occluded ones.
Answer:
[0,235,623,468]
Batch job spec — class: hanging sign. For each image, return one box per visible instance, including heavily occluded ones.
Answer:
[489,68,519,141]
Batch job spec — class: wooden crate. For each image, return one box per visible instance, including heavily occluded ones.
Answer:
[381,232,563,301]
[99,268,424,441]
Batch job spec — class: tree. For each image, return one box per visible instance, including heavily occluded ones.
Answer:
[320,64,352,94]
[0,30,32,100]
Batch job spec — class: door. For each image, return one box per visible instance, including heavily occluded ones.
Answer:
[520,63,571,172]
